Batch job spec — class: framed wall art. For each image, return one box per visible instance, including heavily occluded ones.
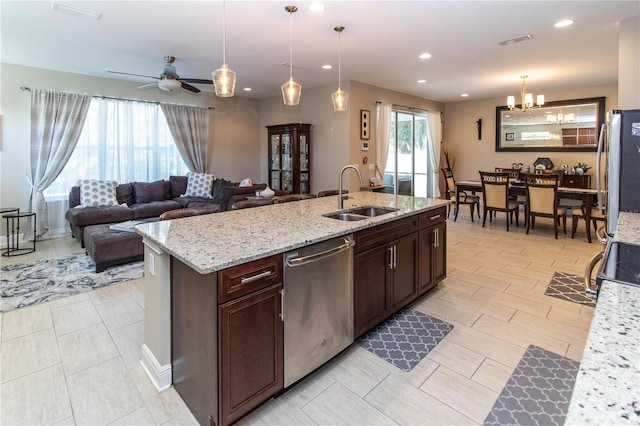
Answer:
[360,110,370,140]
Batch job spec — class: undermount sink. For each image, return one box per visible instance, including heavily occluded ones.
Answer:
[323,206,399,221]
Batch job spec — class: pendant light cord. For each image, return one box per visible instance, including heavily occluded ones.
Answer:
[288,7,293,79]
[222,0,227,64]
[337,29,342,90]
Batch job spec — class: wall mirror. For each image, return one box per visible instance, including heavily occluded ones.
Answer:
[495,97,605,152]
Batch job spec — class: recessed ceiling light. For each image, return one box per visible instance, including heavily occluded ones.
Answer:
[418,53,432,59]
[554,19,574,28]
[461,93,469,97]
[51,2,102,20]
[322,64,333,70]
[417,79,426,84]
[243,87,252,92]
[308,3,325,12]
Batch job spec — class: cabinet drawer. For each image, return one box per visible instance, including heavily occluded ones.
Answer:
[218,254,283,303]
[418,207,447,230]
[355,216,418,254]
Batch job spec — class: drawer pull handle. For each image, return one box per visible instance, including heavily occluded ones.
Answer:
[240,270,273,284]
[430,214,441,220]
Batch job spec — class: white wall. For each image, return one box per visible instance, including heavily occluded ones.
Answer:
[443,83,618,186]
[0,63,262,216]
[618,16,640,109]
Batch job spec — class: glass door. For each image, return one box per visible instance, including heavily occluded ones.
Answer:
[281,134,293,192]
[270,134,281,190]
[299,134,309,194]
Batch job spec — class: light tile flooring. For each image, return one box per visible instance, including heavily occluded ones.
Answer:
[0,213,602,425]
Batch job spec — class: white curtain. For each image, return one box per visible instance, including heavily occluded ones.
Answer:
[427,111,442,198]
[375,103,392,181]
[26,89,92,238]
[160,104,209,173]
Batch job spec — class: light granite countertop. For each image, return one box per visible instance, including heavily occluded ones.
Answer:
[565,211,640,425]
[136,192,450,274]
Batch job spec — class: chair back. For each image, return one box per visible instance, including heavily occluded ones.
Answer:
[441,168,455,198]
[231,198,275,209]
[479,171,510,209]
[495,167,520,181]
[523,173,559,215]
[277,194,317,203]
[317,189,346,197]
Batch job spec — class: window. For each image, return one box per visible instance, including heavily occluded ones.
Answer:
[44,97,188,199]
[383,109,433,197]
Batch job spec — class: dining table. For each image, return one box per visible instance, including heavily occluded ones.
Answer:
[454,180,600,242]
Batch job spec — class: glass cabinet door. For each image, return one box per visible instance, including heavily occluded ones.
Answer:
[267,124,311,194]
[300,135,308,172]
[270,135,281,190]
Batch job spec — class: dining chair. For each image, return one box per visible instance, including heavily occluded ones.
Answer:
[317,189,345,197]
[277,193,317,203]
[494,167,521,181]
[522,173,567,239]
[571,205,606,242]
[479,171,519,230]
[231,198,275,209]
[441,168,480,222]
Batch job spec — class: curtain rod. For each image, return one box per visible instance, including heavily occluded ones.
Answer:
[376,100,428,113]
[20,86,215,110]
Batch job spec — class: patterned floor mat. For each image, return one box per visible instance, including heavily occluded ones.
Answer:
[356,307,454,372]
[545,271,596,307]
[484,345,580,426]
[0,254,143,312]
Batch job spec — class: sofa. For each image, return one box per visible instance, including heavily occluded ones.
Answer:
[65,176,280,248]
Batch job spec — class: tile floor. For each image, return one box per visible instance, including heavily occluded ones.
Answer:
[0,212,602,425]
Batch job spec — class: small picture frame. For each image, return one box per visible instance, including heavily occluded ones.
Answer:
[505,132,515,142]
[360,110,370,140]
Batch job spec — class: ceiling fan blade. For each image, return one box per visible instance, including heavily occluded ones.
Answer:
[137,82,158,90]
[109,70,159,80]
[180,78,213,85]
[181,82,201,93]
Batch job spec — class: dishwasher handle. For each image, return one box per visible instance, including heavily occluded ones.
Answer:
[286,237,354,267]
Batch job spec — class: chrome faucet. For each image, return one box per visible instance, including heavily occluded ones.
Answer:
[338,165,364,209]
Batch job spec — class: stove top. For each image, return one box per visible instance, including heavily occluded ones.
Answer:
[597,241,640,287]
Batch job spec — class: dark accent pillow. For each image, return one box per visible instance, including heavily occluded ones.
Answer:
[116,183,134,205]
[132,180,168,204]
[212,178,232,204]
[69,186,81,208]
[170,175,188,198]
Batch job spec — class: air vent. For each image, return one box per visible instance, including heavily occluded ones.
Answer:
[498,34,532,46]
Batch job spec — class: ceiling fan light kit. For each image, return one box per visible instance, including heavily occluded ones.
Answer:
[507,75,544,111]
[282,5,302,106]
[157,79,181,92]
[332,25,348,112]
[213,0,236,97]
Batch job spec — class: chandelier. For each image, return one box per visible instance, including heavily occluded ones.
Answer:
[546,113,574,124]
[282,5,302,106]
[507,75,544,111]
[212,0,236,97]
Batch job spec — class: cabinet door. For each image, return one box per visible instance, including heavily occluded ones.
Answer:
[390,233,418,311]
[219,283,283,426]
[418,227,434,294]
[433,221,446,283]
[354,244,391,338]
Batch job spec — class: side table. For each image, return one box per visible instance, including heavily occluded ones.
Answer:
[2,211,36,257]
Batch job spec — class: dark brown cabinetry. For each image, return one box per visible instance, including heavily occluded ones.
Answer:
[418,207,447,295]
[562,128,597,146]
[561,174,591,189]
[172,254,283,426]
[267,123,311,194]
[353,216,419,338]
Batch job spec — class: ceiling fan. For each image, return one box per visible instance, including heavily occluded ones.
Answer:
[108,55,212,93]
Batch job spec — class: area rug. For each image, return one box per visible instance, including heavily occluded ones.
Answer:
[545,271,596,307]
[483,345,580,426]
[0,254,143,312]
[356,307,454,372]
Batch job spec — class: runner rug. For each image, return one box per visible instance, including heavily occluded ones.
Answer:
[0,254,143,312]
[356,307,454,372]
[483,345,580,426]
[545,271,596,307]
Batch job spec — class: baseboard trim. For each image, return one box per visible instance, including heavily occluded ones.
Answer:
[140,343,172,392]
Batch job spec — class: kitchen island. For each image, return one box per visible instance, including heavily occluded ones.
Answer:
[135,192,450,425]
[565,212,640,425]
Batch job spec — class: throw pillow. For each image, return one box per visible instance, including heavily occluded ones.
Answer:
[239,178,253,187]
[79,179,119,207]
[185,173,214,198]
[211,178,232,204]
[132,180,168,204]
[169,175,188,198]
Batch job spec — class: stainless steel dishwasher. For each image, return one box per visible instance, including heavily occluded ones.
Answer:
[283,234,354,387]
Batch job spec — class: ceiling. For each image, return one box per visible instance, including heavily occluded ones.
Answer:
[2,1,638,103]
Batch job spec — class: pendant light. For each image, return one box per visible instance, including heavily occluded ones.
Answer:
[331,26,348,111]
[506,75,544,112]
[282,5,301,106]
[212,0,236,97]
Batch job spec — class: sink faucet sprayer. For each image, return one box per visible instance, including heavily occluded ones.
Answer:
[338,165,364,209]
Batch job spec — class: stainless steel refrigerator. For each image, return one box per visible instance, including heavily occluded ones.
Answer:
[587,109,640,293]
